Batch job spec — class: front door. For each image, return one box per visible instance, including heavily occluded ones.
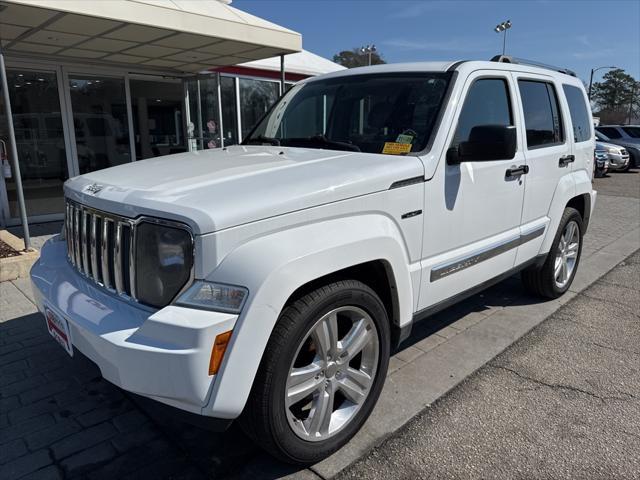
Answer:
[0,67,72,225]
[417,71,526,311]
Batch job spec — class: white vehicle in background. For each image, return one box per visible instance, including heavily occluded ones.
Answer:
[31,56,596,464]
[595,139,630,172]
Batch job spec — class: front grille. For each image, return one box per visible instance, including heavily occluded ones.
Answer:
[621,149,627,155]
[65,200,137,300]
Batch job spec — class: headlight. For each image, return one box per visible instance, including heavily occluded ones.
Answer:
[605,146,620,154]
[176,281,248,313]
[135,222,193,308]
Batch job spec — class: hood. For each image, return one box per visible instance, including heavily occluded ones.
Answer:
[65,145,424,234]
[596,141,623,151]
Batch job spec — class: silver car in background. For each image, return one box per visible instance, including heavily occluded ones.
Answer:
[596,140,630,172]
[595,126,640,170]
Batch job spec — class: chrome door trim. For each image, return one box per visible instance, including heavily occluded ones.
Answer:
[430,225,545,282]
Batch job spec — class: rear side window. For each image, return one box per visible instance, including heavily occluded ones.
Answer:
[621,126,640,138]
[518,80,564,148]
[562,85,592,142]
[596,126,622,139]
[453,78,512,148]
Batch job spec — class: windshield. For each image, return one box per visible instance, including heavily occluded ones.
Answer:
[244,72,452,155]
[621,126,640,138]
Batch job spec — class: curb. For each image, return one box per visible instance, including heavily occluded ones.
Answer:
[0,230,39,283]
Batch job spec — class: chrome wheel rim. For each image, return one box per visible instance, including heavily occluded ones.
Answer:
[554,220,580,289]
[285,306,379,441]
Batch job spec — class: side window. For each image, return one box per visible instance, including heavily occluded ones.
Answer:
[453,78,512,148]
[562,85,592,142]
[596,127,622,139]
[518,80,564,148]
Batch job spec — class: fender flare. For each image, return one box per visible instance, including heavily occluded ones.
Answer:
[203,214,414,418]
[539,170,592,254]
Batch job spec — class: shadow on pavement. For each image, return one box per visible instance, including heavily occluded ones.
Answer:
[0,273,547,479]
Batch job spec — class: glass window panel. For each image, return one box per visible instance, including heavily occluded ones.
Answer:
[247,73,451,155]
[596,126,622,139]
[185,76,222,151]
[130,79,186,160]
[453,78,512,148]
[562,84,592,143]
[0,70,68,217]
[69,75,131,173]
[518,80,564,148]
[220,76,238,146]
[239,78,280,140]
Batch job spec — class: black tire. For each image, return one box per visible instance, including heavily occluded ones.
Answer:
[521,207,584,299]
[239,280,390,464]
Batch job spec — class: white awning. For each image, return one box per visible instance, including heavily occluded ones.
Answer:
[238,49,346,77]
[0,0,301,73]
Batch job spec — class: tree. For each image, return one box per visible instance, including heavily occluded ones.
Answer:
[332,48,386,68]
[591,69,640,124]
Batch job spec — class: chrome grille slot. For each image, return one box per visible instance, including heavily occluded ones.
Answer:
[65,199,136,299]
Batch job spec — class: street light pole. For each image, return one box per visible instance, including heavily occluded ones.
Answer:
[588,65,616,101]
[360,44,376,66]
[494,20,512,56]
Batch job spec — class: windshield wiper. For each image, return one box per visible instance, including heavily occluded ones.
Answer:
[244,135,281,146]
[283,135,361,152]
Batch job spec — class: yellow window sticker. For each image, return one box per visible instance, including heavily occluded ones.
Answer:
[382,142,412,155]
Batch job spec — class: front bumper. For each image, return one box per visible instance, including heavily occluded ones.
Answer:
[606,152,630,170]
[30,235,238,416]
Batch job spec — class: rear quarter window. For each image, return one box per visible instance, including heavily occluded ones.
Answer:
[562,85,592,143]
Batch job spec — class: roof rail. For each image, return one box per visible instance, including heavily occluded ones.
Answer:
[490,55,577,77]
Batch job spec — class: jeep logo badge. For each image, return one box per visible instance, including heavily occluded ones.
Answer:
[85,183,103,195]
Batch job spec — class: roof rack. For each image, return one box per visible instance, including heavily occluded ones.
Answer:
[490,55,577,77]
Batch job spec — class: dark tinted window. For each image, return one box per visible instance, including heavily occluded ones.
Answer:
[562,85,592,142]
[518,80,564,148]
[596,126,622,139]
[453,78,512,147]
[246,73,451,155]
[622,126,640,138]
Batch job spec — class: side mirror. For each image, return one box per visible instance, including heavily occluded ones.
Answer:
[447,125,517,164]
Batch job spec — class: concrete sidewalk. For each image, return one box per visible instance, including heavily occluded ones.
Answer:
[337,249,640,480]
[1,173,639,479]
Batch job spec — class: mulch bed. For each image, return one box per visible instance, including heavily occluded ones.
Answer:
[0,238,20,258]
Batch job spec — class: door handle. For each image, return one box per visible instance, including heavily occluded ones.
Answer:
[505,164,529,177]
[559,155,575,167]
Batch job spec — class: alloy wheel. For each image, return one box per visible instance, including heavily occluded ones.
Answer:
[285,306,379,441]
[554,220,580,288]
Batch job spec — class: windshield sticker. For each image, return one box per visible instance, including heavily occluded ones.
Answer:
[382,142,412,155]
[396,134,414,144]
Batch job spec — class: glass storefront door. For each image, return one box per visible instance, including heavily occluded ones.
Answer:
[0,68,70,221]
[130,78,187,160]
[68,75,132,174]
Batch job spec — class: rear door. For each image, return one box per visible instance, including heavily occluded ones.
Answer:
[418,70,526,311]
[561,83,595,178]
[512,72,572,265]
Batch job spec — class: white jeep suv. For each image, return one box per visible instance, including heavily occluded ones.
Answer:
[31,56,596,464]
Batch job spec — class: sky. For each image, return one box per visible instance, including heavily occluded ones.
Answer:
[234,0,640,85]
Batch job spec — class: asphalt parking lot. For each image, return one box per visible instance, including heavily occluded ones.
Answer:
[338,248,640,480]
[1,169,639,479]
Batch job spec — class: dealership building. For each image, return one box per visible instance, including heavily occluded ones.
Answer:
[0,0,343,230]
